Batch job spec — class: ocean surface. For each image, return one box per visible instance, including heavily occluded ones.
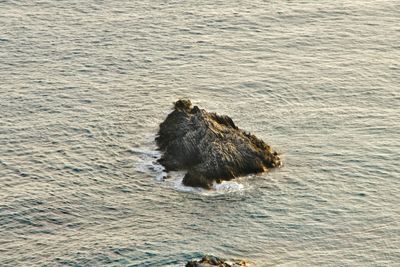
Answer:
[1,1,399,266]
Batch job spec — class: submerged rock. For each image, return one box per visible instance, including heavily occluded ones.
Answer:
[156,99,281,189]
[185,255,249,267]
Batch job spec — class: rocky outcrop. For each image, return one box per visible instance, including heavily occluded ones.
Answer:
[156,99,281,189]
[186,255,249,267]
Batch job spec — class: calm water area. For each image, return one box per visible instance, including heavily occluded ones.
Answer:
[1,1,399,266]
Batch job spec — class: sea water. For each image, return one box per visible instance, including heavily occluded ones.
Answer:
[1,0,399,266]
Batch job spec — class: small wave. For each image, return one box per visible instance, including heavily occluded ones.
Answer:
[167,171,246,195]
[130,148,161,159]
[134,148,247,194]
[133,147,167,181]
[214,180,244,191]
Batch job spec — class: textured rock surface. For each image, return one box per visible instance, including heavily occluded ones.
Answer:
[156,99,281,189]
[185,255,249,267]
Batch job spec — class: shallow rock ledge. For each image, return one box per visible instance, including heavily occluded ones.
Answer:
[186,255,249,267]
[156,99,281,189]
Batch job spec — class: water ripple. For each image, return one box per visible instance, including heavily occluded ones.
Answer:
[1,0,399,266]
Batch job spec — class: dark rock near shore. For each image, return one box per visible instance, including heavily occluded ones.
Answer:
[156,99,281,189]
[185,255,249,267]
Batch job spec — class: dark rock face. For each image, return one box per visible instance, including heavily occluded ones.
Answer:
[156,99,281,189]
[186,255,249,267]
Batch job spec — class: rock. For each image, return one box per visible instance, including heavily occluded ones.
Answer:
[156,99,281,189]
[185,255,249,267]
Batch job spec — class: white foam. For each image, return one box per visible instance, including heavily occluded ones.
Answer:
[134,147,247,195]
[166,171,246,195]
[213,180,244,191]
[130,148,161,159]
[133,147,167,181]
